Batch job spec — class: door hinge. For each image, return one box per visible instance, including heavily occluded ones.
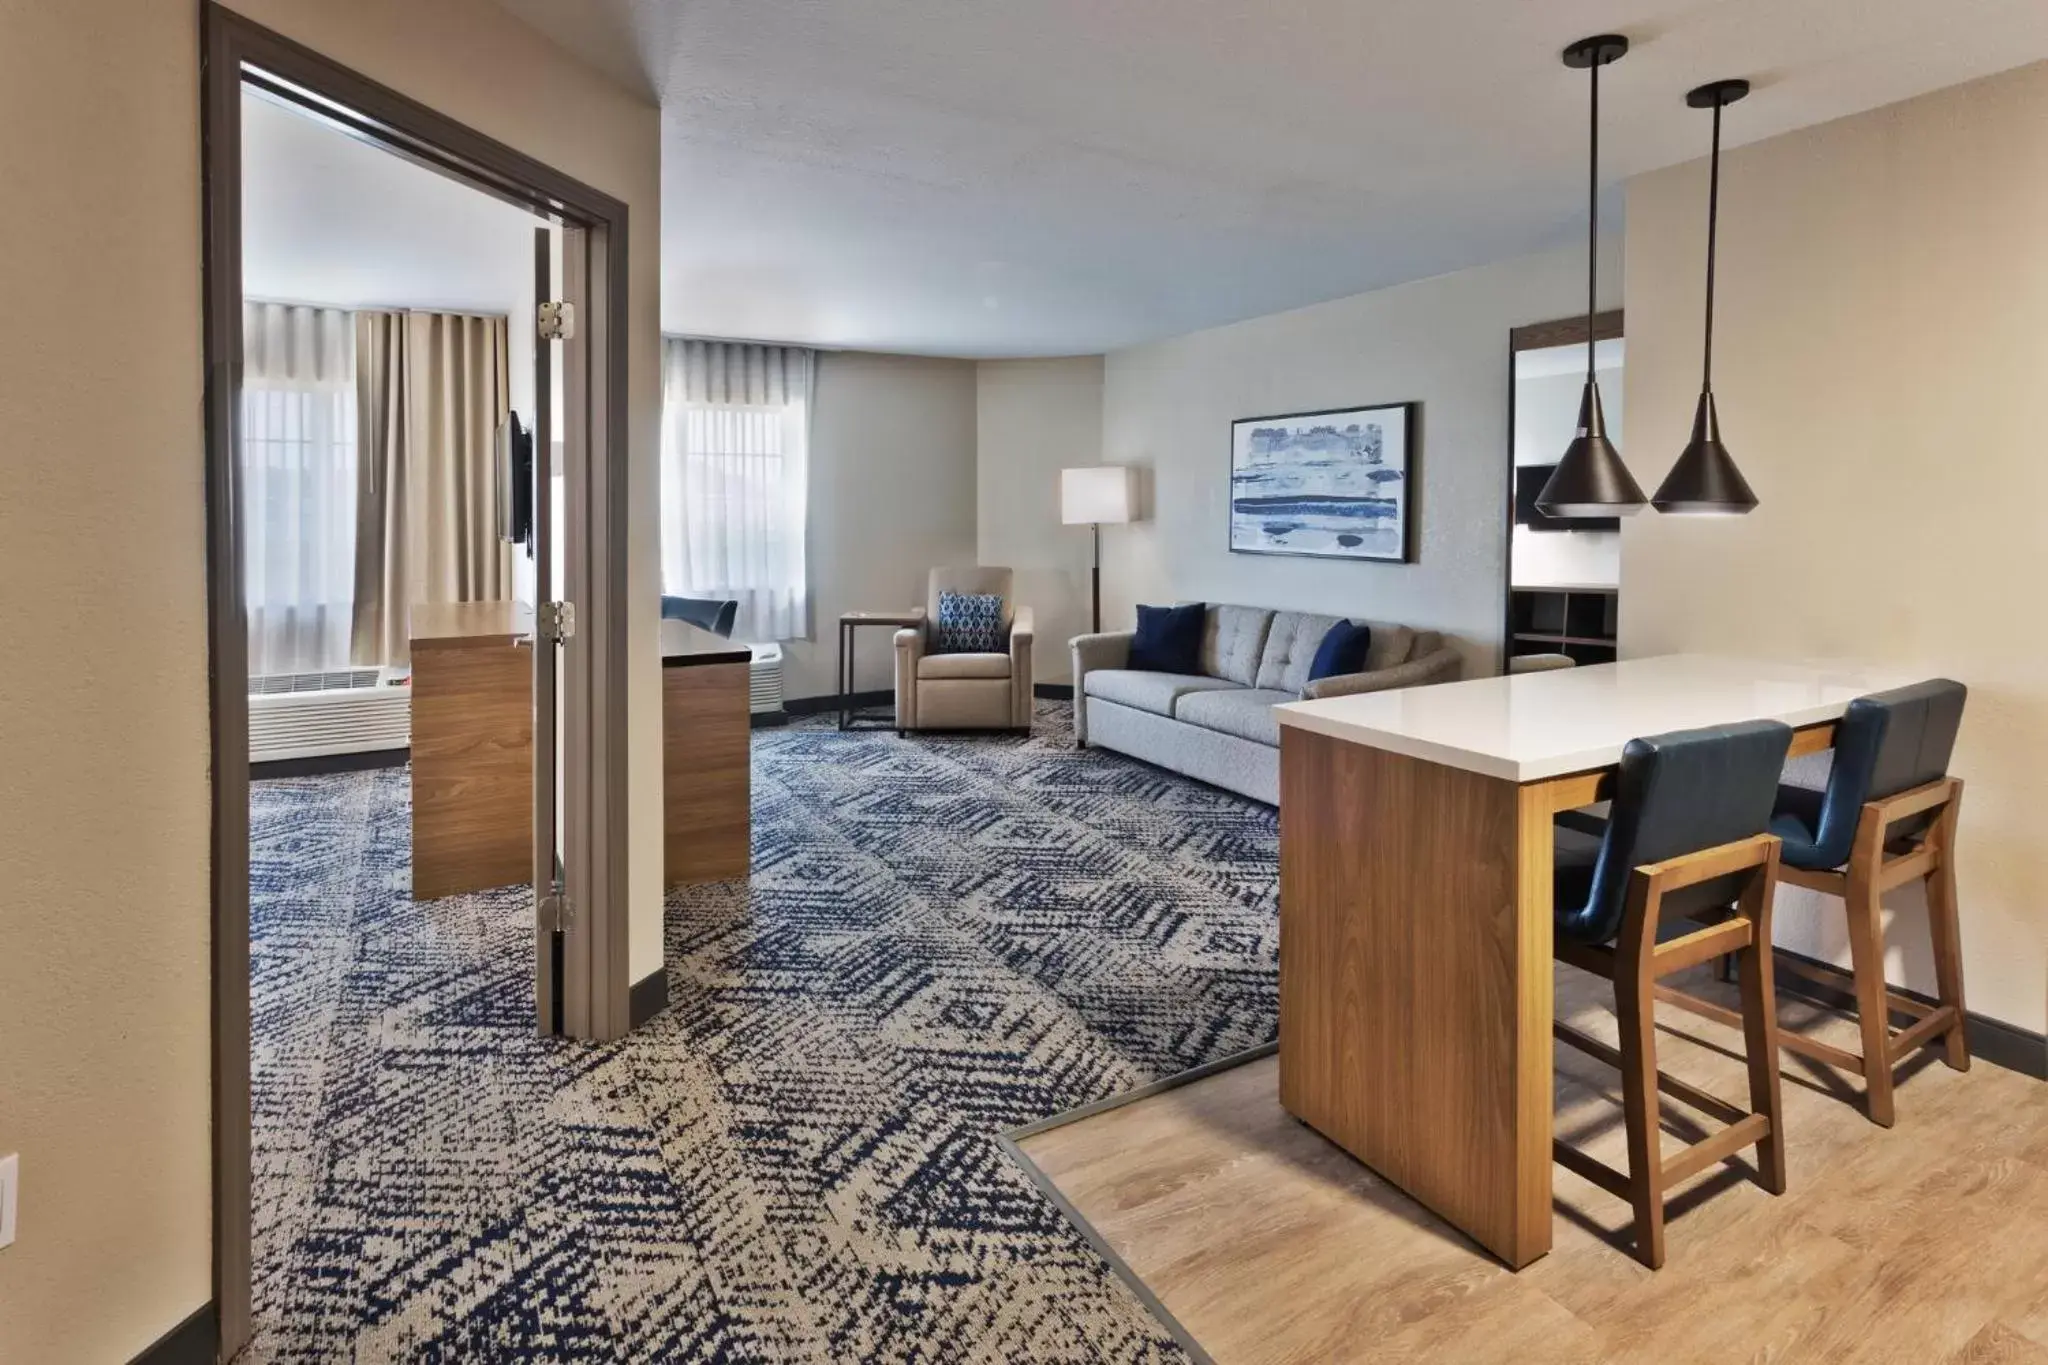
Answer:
[540,891,573,933]
[537,300,576,341]
[539,600,576,642]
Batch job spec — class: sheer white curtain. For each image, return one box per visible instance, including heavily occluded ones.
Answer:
[242,301,358,677]
[659,338,812,641]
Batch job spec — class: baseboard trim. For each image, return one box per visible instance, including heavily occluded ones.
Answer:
[1032,683,1074,701]
[1772,946,2047,1081]
[131,1301,217,1365]
[251,747,409,780]
[783,690,891,717]
[749,711,791,729]
[630,967,670,1028]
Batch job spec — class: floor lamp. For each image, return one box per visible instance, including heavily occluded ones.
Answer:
[1060,466,1136,634]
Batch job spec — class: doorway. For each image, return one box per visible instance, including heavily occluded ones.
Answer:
[201,6,634,1355]
[1503,311,1624,673]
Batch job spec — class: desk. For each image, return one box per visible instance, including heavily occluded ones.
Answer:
[410,601,534,900]
[661,620,754,885]
[1272,654,1910,1267]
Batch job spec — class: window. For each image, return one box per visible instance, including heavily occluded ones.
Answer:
[658,339,813,642]
[241,302,359,676]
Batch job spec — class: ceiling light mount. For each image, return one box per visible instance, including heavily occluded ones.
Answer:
[1562,35,1631,69]
[1686,77,1751,109]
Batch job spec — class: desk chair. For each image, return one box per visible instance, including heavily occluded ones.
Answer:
[1552,720,1794,1268]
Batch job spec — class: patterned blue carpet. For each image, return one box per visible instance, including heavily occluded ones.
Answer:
[248,702,1278,1362]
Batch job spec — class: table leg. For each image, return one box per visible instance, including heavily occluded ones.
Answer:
[838,621,852,731]
[1278,726,1555,1268]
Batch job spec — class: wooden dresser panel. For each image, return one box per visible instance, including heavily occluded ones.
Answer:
[664,662,752,886]
[411,638,533,900]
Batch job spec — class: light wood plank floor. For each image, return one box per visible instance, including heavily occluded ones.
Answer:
[1018,965,2048,1365]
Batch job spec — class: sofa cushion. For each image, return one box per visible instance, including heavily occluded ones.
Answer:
[1255,611,1344,692]
[1173,687,1296,748]
[1201,605,1274,686]
[919,651,1012,680]
[1131,602,1205,674]
[1309,620,1373,682]
[1083,668,1240,718]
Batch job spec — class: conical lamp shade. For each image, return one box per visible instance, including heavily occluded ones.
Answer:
[1652,391,1757,514]
[1535,381,1645,518]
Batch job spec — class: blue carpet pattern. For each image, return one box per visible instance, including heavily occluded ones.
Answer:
[248,702,1278,1361]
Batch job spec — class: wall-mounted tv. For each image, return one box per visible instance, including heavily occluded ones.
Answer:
[1515,464,1620,533]
[498,411,534,551]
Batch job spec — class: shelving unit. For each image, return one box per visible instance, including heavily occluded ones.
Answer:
[1508,585,1617,666]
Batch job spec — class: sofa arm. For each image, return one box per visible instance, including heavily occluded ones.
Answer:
[1068,630,1134,746]
[1300,644,1462,701]
[1009,607,1035,729]
[893,626,923,731]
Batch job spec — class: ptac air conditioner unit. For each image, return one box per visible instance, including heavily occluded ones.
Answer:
[248,667,411,763]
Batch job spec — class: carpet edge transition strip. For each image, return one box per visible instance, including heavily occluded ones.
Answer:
[996,1040,1279,1365]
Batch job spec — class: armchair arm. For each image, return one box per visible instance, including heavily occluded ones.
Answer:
[1299,644,1462,701]
[893,626,923,731]
[1008,606,1035,729]
[1068,630,1134,746]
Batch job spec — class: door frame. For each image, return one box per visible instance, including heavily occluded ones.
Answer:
[200,4,635,1354]
[1501,309,1624,673]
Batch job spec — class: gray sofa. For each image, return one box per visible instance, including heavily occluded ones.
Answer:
[1070,605,1462,804]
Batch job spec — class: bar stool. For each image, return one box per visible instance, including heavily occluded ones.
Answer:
[1762,679,1969,1127]
[1551,720,1794,1269]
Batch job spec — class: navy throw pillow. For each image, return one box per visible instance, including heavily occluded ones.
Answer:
[1130,603,1206,674]
[1307,620,1372,683]
[934,592,1006,653]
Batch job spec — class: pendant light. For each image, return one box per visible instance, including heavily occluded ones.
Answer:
[1651,80,1760,514]
[1536,34,1645,519]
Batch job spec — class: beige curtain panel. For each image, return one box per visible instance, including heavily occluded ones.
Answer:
[350,310,512,667]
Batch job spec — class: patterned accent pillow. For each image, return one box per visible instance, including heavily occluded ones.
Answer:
[934,592,1006,654]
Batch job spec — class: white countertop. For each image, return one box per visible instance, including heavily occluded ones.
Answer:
[1276,654,1917,783]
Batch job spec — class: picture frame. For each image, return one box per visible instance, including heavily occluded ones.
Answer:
[1228,401,1416,563]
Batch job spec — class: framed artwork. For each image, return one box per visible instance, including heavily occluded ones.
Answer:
[1228,401,1416,563]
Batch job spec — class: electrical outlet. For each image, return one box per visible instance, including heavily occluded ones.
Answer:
[0,1153,16,1250]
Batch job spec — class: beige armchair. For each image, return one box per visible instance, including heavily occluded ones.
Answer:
[893,567,1035,732]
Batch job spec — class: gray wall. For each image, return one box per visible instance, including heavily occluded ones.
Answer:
[787,350,980,701]
[976,357,1107,684]
[1100,237,1622,676]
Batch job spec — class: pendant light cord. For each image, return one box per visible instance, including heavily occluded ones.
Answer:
[1702,99,1722,393]
[1587,54,1599,385]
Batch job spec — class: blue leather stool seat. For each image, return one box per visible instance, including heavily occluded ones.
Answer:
[1553,720,1794,947]
[1768,680,1966,872]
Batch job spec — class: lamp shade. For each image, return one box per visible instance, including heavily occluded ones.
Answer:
[1535,381,1646,519]
[1061,466,1135,525]
[1651,391,1757,514]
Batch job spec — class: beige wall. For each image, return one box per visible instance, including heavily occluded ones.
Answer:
[1622,61,2048,1032]
[0,1,661,1359]
[1101,238,1622,674]
[975,357,1106,684]
[786,351,980,702]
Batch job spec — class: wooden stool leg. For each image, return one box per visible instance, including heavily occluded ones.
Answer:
[1737,929,1788,1195]
[1926,795,1971,1072]
[1615,973,1667,1269]
[1842,858,1897,1128]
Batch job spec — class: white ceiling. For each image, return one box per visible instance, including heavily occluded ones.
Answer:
[241,88,543,316]
[509,1,2048,357]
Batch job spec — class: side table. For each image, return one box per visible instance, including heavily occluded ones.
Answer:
[837,610,923,731]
